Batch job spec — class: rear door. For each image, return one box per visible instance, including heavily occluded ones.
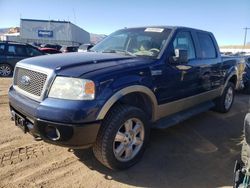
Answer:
[6,44,28,68]
[194,32,223,92]
[0,43,7,62]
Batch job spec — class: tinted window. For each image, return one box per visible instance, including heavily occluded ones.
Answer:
[26,46,43,56]
[172,31,196,60]
[247,57,250,64]
[8,45,27,56]
[0,44,5,55]
[67,47,78,52]
[197,33,216,58]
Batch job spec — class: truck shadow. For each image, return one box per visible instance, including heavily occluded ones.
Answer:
[73,94,249,188]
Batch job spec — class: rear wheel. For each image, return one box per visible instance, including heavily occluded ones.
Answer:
[93,104,150,170]
[0,64,13,77]
[214,82,235,113]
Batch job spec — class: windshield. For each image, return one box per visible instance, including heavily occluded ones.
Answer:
[91,27,172,58]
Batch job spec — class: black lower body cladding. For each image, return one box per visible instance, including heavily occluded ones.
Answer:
[36,119,101,148]
[10,106,101,149]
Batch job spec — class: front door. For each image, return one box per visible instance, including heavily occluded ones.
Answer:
[6,44,28,66]
[153,30,200,105]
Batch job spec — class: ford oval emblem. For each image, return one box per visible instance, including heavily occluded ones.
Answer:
[20,75,31,86]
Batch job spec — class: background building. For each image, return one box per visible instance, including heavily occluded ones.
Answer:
[19,19,90,45]
[1,19,90,46]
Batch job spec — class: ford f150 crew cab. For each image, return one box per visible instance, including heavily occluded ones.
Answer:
[9,26,238,169]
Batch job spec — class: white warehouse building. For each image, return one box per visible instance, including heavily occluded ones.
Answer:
[18,18,90,45]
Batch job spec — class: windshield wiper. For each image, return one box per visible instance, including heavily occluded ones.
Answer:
[102,49,136,57]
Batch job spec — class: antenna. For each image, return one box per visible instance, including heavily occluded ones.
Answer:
[73,8,77,24]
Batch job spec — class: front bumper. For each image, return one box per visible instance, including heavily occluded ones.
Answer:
[9,86,102,148]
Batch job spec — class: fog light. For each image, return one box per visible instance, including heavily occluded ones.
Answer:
[44,126,61,141]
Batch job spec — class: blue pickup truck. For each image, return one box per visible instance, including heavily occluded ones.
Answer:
[9,26,238,169]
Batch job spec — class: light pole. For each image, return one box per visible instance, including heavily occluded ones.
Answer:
[243,27,250,48]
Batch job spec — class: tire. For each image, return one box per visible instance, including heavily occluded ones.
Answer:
[241,138,250,165]
[0,64,13,77]
[214,82,235,113]
[93,104,150,170]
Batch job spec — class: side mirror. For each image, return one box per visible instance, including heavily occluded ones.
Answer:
[172,49,188,64]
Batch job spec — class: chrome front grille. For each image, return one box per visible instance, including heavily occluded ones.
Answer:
[14,67,48,97]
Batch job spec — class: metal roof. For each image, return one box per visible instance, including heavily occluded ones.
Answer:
[21,18,71,24]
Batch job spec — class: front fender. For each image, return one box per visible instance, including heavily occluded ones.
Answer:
[96,85,158,121]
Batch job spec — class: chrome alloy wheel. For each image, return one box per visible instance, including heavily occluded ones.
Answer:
[113,118,145,162]
[225,87,233,110]
[0,64,12,76]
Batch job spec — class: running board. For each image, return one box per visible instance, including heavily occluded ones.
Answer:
[154,101,215,129]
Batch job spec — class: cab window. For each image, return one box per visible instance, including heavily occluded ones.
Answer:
[0,44,5,55]
[7,45,27,56]
[172,31,196,60]
[197,32,217,59]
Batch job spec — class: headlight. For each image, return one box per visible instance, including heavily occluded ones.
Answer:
[48,77,95,100]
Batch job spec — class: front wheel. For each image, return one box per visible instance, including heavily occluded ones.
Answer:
[93,104,150,170]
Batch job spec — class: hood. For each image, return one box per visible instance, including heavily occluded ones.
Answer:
[17,52,154,77]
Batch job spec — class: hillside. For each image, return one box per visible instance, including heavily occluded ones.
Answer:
[90,33,106,44]
[0,28,11,35]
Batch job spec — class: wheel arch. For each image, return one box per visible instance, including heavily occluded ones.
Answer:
[225,73,237,90]
[96,85,158,121]
[222,66,238,94]
[229,74,237,86]
[0,62,14,69]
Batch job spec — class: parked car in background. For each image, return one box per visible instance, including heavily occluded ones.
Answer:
[223,52,233,56]
[29,42,42,48]
[223,55,250,94]
[242,56,250,93]
[40,47,62,54]
[40,44,62,51]
[78,43,94,52]
[0,41,45,77]
[60,45,79,53]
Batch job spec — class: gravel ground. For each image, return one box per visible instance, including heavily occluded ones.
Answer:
[0,77,249,188]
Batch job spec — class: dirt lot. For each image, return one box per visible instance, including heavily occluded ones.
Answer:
[0,77,249,188]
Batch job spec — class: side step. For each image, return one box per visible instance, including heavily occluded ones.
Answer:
[154,101,215,129]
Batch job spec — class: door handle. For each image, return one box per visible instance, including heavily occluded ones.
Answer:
[176,65,192,71]
[181,71,187,81]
